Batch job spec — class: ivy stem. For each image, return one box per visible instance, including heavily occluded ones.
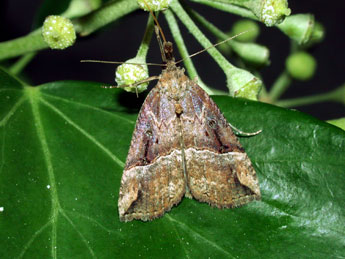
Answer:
[164,9,215,94]
[171,1,234,71]
[258,82,269,100]
[9,53,37,75]
[0,0,138,60]
[75,0,139,36]
[185,8,234,48]
[172,1,262,96]
[136,14,155,59]
[170,1,235,89]
[275,84,345,107]
[189,0,257,20]
[186,7,269,66]
[0,30,46,60]
[268,71,291,102]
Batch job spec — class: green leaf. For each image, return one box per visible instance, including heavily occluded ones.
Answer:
[1,68,344,258]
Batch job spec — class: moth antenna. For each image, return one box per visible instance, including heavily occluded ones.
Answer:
[155,26,167,63]
[142,0,171,63]
[80,60,166,67]
[174,30,251,65]
[227,121,262,137]
[142,0,167,43]
[102,75,161,97]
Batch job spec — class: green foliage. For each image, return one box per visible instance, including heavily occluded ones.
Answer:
[1,68,344,258]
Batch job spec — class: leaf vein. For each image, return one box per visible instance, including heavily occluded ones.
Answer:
[166,215,191,259]
[18,220,52,258]
[0,96,26,126]
[40,91,135,125]
[65,210,120,234]
[40,98,125,168]
[61,210,96,258]
[166,215,234,258]
[28,88,60,258]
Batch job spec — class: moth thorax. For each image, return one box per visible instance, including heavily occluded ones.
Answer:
[174,103,183,115]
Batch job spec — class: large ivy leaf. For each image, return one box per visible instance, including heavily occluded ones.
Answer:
[0,68,344,258]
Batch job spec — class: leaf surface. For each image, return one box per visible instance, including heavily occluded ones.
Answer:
[0,68,344,258]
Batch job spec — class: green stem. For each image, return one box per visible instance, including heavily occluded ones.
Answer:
[0,0,138,60]
[170,1,234,71]
[258,82,269,100]
[275,84,345,107]
[187,7,269,65]
[268,71,291,102]
[188,0,257,20]
[136,14,155,59]
[187,8,231,44]
[0,30,46,60]
[75,0,139,36]
[9,53,36,75]
[172,1,262,96]
[164,9,215,94]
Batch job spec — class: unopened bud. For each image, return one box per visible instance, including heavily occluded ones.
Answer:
[42,15,76,50]
[286,51,316,81]
[308,22,325,46]
[231,20,260,42]
[227,68,262,100]
[137,0,172,11]
[277,14,315,45]
[260,0,291,26]
[115,58,149,93]
[231,41,270,66]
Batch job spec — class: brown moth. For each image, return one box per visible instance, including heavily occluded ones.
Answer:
[118,40,261,222]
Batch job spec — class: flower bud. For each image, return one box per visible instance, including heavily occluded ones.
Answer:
[42,15,76,50]
[259,0,291,27]
[137,0,172,11]
[231,19,260,42]
[227,68,262,100]
[277,14,315,45]
[286,51,316,81]
[115,57,149,93]
[231,41,270,66]
[307,22,325,47]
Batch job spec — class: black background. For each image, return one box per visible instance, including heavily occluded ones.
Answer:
[1,0,344,120]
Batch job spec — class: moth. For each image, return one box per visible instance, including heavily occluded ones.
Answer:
[118,31,261,222]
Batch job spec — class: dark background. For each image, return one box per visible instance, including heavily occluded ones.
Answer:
[1,0,344,120]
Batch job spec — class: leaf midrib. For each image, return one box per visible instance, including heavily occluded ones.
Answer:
[26,87,59,258]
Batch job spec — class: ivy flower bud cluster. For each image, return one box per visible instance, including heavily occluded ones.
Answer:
[259,0,291,27]
[137,0,172,11]
[234,0,291,27]
[115,57,149,93]
[42,15,76,50]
